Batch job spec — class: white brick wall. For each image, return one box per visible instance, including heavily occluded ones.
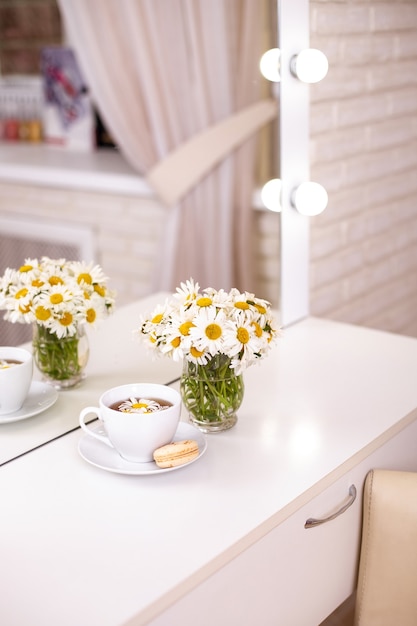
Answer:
[254,208,280,307]
[0,181,279,310]
[0,182,167,306]
[310,0,417,338]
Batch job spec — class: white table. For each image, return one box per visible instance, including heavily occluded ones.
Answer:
[1,297,417,626]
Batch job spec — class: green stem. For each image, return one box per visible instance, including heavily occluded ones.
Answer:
[180,355,244,423]
[33,324,82,381]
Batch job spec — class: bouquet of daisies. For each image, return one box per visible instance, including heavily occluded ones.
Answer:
[0,256,115,338]
[139,279,278,427]
[139,278,278,376]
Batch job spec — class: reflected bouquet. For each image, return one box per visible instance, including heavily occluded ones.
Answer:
[0,257,115,387]
[0,256,115,338]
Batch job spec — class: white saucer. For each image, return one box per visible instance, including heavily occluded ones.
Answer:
[78,422,207,475]
[0,381,58,424]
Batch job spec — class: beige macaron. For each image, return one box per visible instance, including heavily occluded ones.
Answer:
[153,439,199,468]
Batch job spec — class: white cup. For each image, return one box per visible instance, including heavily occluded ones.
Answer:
[79,383,181,463]
[0,347,33,415]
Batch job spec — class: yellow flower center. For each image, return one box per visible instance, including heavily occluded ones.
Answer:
[49,275,64,286]
[94,284,105,297]
[152,313,163,324]
[86,308,96,323]
[35,306,51,321]
[77,273,92,285]
[19,264,33,273]
[190,346,205,358]
[84,290,91,300]
[15,288,28,299]
[59,312,73,326]
[251,321,263,337]
[19,304,31,314]
[171,336,181,348]
[237,327,250,344]
[255,303,267,315]
[196,297,212,307]
[179,321,194,336]
[234,301,249,310]
[32,279,44,288]
[50,293,63,305]
[205,323,222,341]
[132,402,147,409]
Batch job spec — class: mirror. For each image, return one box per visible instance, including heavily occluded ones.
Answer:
[0,1,283,337]
[255,0,281,311]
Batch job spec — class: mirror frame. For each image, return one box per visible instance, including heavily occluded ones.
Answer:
[279,0,310,327]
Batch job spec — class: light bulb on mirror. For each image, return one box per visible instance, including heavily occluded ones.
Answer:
[259,48,280,83]
[291,182,328,216]
[261,178,282,212]
[290,48,328,84]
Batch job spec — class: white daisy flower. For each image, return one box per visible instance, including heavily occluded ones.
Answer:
[226,290,254,318]
[5,283,34,324]
[47,311,80,338]
[139,302,170,350]
[83,300,106,327]
[186,345,211,366]
[174,278,200,308]
[36,284,76,313]
[194,292,216,310]
[1,257,114,332]
[117,397,168,413]
[159,308,196,361]
[224,318,261,355]
[16,259,41,284]
[204,287,230,310]
[137,277,279,374]
[69,261,113,309]
[189,307,227,356]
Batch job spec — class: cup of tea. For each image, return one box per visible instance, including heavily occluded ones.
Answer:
[79,382,181,463]
[0,347,33,415]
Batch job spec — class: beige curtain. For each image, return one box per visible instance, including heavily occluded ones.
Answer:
[57,0,275,292]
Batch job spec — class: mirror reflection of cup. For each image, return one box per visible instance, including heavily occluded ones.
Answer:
[0,347,33,415]
[79,383,181,463]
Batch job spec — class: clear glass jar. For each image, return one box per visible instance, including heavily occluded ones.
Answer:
[32,323,89,389]
[180,354,244,432]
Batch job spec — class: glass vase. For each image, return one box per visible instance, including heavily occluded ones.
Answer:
[32,323,89,389]
[180,354,244,432]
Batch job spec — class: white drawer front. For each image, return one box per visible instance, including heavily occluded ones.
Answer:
[145,419,417,626]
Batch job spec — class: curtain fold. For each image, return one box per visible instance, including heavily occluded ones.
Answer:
[57,0,275,293]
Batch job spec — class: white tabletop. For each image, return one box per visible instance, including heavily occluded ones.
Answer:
[1,304,417,626]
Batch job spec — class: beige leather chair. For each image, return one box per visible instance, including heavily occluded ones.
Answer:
[354,468,417,626]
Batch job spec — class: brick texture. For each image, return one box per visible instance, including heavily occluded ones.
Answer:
[310,0,417,338]
[0,1,62,74]
[0,182,277,310]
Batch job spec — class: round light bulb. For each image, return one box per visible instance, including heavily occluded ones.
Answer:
[259,48,280,83]
[292,182,328,216]
[290,49,328,83]
[261,178,282,212]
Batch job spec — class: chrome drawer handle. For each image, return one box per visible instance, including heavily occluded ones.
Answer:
[304,484,357,529]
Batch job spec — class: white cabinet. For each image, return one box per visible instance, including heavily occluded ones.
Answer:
[146,419,417,626]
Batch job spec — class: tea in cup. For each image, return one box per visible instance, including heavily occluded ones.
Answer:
[0,347,33,415]
[79,383,181,463]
